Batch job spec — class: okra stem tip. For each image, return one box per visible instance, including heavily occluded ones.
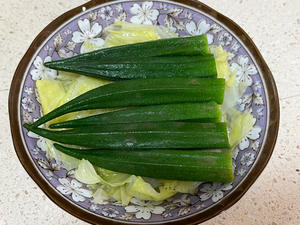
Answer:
[23,123,32,130]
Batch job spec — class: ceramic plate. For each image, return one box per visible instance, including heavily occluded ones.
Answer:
[9,0,279,224]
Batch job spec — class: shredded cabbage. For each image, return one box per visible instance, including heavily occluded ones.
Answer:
[210,45,232,80]
[226,108,254,147]
[96,168,135,187]
[91,188,111,204]
[75,159,101,184]
[104,21,177,47]
[36,22,254,206]
[156,25,179,39]
[81,39,105,53]
[127,177,176,201]
[36,80,65,116]
[45,139,80,170]
[160,180,201,194]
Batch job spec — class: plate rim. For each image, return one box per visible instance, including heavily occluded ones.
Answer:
[9,0,280,224]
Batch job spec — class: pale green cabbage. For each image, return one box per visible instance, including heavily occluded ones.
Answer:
[75,159,101,184]
[104,21,178,47]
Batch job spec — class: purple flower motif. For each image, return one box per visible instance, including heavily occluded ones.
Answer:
[72,19,104,53]
[56,178,91,202]
[30,56,57,80]
[99,6,113,21]
[199,183,232,202]
[186,20,213,44]
[21,97,35,113]
[101,207,120,218]
[231,55,258,86]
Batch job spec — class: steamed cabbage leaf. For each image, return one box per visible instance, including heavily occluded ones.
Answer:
[105,21,178,47]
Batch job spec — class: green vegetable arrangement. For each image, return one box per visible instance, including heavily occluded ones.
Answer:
[45,34,210,79]
[30,77,225,127]
[25,34,232,182]
[50,102,222,128]
[49,102,222,129]
[24,22,254,205]
[54,144,233,183]
[25,122,230,149]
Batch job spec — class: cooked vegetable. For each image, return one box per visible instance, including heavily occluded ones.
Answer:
[36,75,109,125]
[30,22,245,205]
[24,122,230,149]
[126,177,176,201]
[104,21,178,47]
[209,45,232,80]
[75,159,102,185]
[44,55,217,80]
[44,34,209,67]
[75,160,200,205]
[95,168,135,187]
[54,143,233,183]
[30,78,225,127]
[226,108,254,147]
[50,102,222,129]
[90,174,199,204]
[91,176,176,205]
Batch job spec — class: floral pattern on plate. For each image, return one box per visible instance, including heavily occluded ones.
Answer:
[20,1,267,223]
